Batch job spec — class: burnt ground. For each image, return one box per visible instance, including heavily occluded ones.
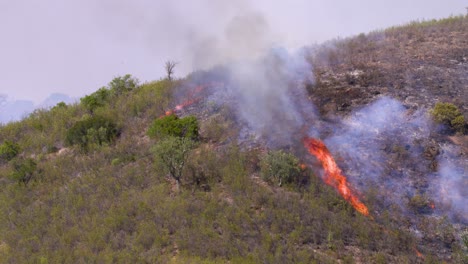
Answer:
[307,18,467,117]
[304,16,468,260]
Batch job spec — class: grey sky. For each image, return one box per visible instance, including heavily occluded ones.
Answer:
[0,0,465,104]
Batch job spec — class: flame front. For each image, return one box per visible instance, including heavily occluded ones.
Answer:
[303,137,370,216]
[161,82,223,118]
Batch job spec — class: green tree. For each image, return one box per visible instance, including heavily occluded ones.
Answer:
[0,140,20,162]
[108,74,138,96]
[80,87,111,112]
[65,116,119,151]
[10,158,37,185]
[430,102,466,134]
[148,114,198,140]
[260,150,301,187]
[152,136,198,190]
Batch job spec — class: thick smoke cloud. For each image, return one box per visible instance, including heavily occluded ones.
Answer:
[223,47,315,147]
[192,47,316,148]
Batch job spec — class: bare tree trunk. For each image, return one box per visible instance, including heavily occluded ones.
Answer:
[165,60,178,81]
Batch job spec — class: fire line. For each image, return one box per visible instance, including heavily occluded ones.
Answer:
[303,137,370,216]
[161,82,223,118]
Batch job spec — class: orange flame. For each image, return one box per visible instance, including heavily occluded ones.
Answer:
[299,163,307,171]
[303,137,370,216]
[413,247,424,259]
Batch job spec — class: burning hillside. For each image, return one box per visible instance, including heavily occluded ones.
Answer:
[0,15,466,264]
[168,43,466,224]
[164,25,467,260]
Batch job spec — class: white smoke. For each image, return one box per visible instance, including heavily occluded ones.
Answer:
[323,97,432,207]
[203,47,316,147]
[432,144,468,221]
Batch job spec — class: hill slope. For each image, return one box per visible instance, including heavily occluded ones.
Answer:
[0,16,467,263]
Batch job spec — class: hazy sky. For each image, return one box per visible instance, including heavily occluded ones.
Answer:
[0,0,466,103]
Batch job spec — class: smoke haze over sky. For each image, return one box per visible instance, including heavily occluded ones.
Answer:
[0,0,465,105]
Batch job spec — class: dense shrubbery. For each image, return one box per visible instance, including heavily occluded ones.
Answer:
[148,114,199,140]
[81,74,138,112]
[186,145,222,191]
[9,158,37,185]
[123,79,172,118]
[260,150,301,187]
[108,74,138,95]
[0,140,20,161]
[65,116,119,151]
[430,102,466,134]
[51,101,67,111]
[80,87,111,112]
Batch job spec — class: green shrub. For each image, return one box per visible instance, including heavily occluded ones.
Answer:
[148,114,199,140]
[451,115,466,134]
[260,150,301,187]
[65,116,119,151]
[10,158,37,185]
[0,140,20,161]
[430,102,466,133]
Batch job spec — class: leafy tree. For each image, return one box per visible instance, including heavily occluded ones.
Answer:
[148,114,198,140]
[80,87,111,112]
[108,74,138,96]
[10,158,37,185]
[430,102,466,134]
[65,116,119,151]
[260,150,301,187]
[0,140,20,162]
[51,101,67,111]
[152,136,198,190]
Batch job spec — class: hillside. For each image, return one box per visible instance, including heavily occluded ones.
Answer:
[0,16,467,263]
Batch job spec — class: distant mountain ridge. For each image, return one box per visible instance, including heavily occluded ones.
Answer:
[0,93,76,123]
